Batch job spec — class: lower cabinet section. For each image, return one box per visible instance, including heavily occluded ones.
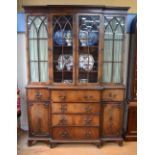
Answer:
[28,102,49,137]
[26,88,126,147]
[102,102,123,138]
[52,127,99,140]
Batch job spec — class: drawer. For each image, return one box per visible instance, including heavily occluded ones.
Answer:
[102,89,125,101]
[52,114,99,126]
[27,89,50,101]
[52,103,100,114]
[51,90,100,102]
[52,127,99,140]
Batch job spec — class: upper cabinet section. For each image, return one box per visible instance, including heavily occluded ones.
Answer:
[25,6,128,85]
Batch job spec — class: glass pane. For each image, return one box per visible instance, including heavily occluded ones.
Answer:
[34,17,42,29]
[103,16,124,84]
[29,40,38,61]
[40,62,48,82]
[38,19,48,38]
[103,63,112,83]
[78,15,100,83]
[113,63,121,83]
[30,62,39,82]
[79,15,100,47]
[115,25,123,40]
[114,40,122,61]
[104,40,113,61]
[39,40,48,61]
[29,24,37,38]
[53,16,73,83]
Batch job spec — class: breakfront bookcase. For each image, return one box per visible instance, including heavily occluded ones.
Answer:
[24,5,129,147]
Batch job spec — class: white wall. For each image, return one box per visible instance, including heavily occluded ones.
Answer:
[17,33,28,130]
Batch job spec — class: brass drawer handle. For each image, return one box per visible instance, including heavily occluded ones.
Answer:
[60,104,67,113]
[84,117,92,125]
[58,95,66,100]
[108,93,117,98]
[85,105,92,112]
[59,117,68,125]
[35,91,42,99]
[84,95,93,100]
[60,130,70,138]
[85,130,92,138]
[44,102,49,107]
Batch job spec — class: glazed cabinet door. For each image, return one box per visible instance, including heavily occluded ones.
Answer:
[28,102,49,137]
[52,15,74,84]
[27,15,49,83]
[102,103,123,137]
[77,14,101,84]
[102,15,126,84]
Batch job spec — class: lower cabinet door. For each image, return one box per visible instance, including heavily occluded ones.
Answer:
[28,102,49,137]
[52,127,99,140]
[102,103,123,137]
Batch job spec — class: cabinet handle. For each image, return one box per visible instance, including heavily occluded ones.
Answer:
[84,117,92,125]
[85,131,92,138]
[59,117,68,125]
[35,91,42,99]
[85,105,92,112]
[60,130,70,138]
[60,104,67,113]
[58,95,66,100]
[84,95,93,100]
[44,102,49,107]
[108,93,112,97]
[113,94,116,98]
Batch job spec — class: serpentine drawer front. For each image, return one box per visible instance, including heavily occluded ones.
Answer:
[51,90,100,102]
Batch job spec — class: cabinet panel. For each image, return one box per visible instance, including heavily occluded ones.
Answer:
[102,103,123,137]
[28,102,49,137]
[51,90,100,102]
[27,89,50,101]
[52,127,99,140]
[52,103,100,114]
[52,114,99,126]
